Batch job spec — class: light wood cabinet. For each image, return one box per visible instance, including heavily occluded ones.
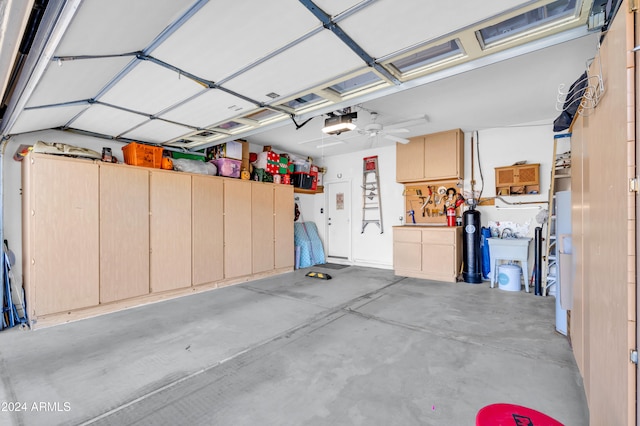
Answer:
[392,227,422,272]
[22,153,293,326]
[495,163,540,196]
[150,171,192,293]
[393,226,462,282]
[396,136,425,182]
[424,129,464,180]
[252,182,275,274]
[23,154,100,316]
[224,179,252,278]
[274,185,295,269]
[99,163,150,303]
[192,175,224,286]
[396,129,464,182]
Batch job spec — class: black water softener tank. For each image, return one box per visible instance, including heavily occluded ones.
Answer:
[462,208,482,283]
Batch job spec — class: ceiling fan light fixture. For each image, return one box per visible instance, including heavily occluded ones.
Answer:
[322,112,357,135]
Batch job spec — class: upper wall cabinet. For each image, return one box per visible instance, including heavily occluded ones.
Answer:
[396,129,464,183]
[495,163,540,196]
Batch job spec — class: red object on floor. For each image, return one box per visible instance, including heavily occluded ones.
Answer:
[476,403,563,426]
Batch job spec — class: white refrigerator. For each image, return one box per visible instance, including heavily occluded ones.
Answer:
[555,190,572,335]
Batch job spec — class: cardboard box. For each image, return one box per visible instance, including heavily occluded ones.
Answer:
[207,141,243,160]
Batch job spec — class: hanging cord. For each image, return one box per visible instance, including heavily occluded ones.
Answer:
[290,114,316,130]
[475,130,484,202]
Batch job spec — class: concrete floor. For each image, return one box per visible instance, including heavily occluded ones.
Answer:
[0,266,588,425]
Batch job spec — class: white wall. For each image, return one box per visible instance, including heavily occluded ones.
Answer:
[295,124,563,270]
[464,125,560,238]
[301,144,404,269]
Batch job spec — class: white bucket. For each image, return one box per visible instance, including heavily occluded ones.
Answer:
[498,264,522,291]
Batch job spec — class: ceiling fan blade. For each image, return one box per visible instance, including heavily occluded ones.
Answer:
[386,114,429,129]
[384,134,410,144]
[385,128,409,133]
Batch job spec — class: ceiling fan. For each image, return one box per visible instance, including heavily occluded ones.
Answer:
[356,112,410,144]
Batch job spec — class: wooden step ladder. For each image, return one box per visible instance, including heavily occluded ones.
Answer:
[361,156,383,233]
[543,133,571,296]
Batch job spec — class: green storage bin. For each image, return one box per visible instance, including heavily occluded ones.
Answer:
[171,151,206,161]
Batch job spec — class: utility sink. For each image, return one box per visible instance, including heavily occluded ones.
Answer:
[488,237,532,245]
[487,237,532,288]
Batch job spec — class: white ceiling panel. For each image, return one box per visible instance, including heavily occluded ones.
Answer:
[121,119,193,144]
[25,57,133,107]
[55,0,194,56]
[222,30,363,104]
[10,104,88,135]
[99,60,203,115]
[160,89,256,128]
[339,0,534,58]
[312,0,365,17]
[151,0,320,82]
[70,104,148,137]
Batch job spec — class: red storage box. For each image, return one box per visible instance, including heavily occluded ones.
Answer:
[309,165,319,191]
[122,142,163,168]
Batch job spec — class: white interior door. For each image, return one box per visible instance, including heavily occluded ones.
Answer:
[326,181,350,259]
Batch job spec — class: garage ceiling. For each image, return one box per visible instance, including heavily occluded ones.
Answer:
[0,0,608,157]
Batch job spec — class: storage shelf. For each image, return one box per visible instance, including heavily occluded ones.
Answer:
[294,185,324,194]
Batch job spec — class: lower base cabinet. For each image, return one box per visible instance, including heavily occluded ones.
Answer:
[393,226,462,282]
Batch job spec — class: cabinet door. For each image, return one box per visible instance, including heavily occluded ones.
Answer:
[192,175,224,285]
[424,129,463,180]
[396,137,425,182]
[100,164,149,303]
[394,242,422,271]
[224,179,252,278]
[150,171,192,293]
[274,184,294,269]
[515,164,539,185]
[422,244,456,277]
[252,183,274,274]
[31,155,99,315]
[495,167,516,186]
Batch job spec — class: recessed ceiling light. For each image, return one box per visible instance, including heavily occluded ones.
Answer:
[265,92,280,99]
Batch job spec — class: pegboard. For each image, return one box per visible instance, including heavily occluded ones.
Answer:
[403,179,463,225]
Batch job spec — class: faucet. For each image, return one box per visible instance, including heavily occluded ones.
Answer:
[500,227,514,239]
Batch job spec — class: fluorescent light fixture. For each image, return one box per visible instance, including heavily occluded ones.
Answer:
[322,112,357,135]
